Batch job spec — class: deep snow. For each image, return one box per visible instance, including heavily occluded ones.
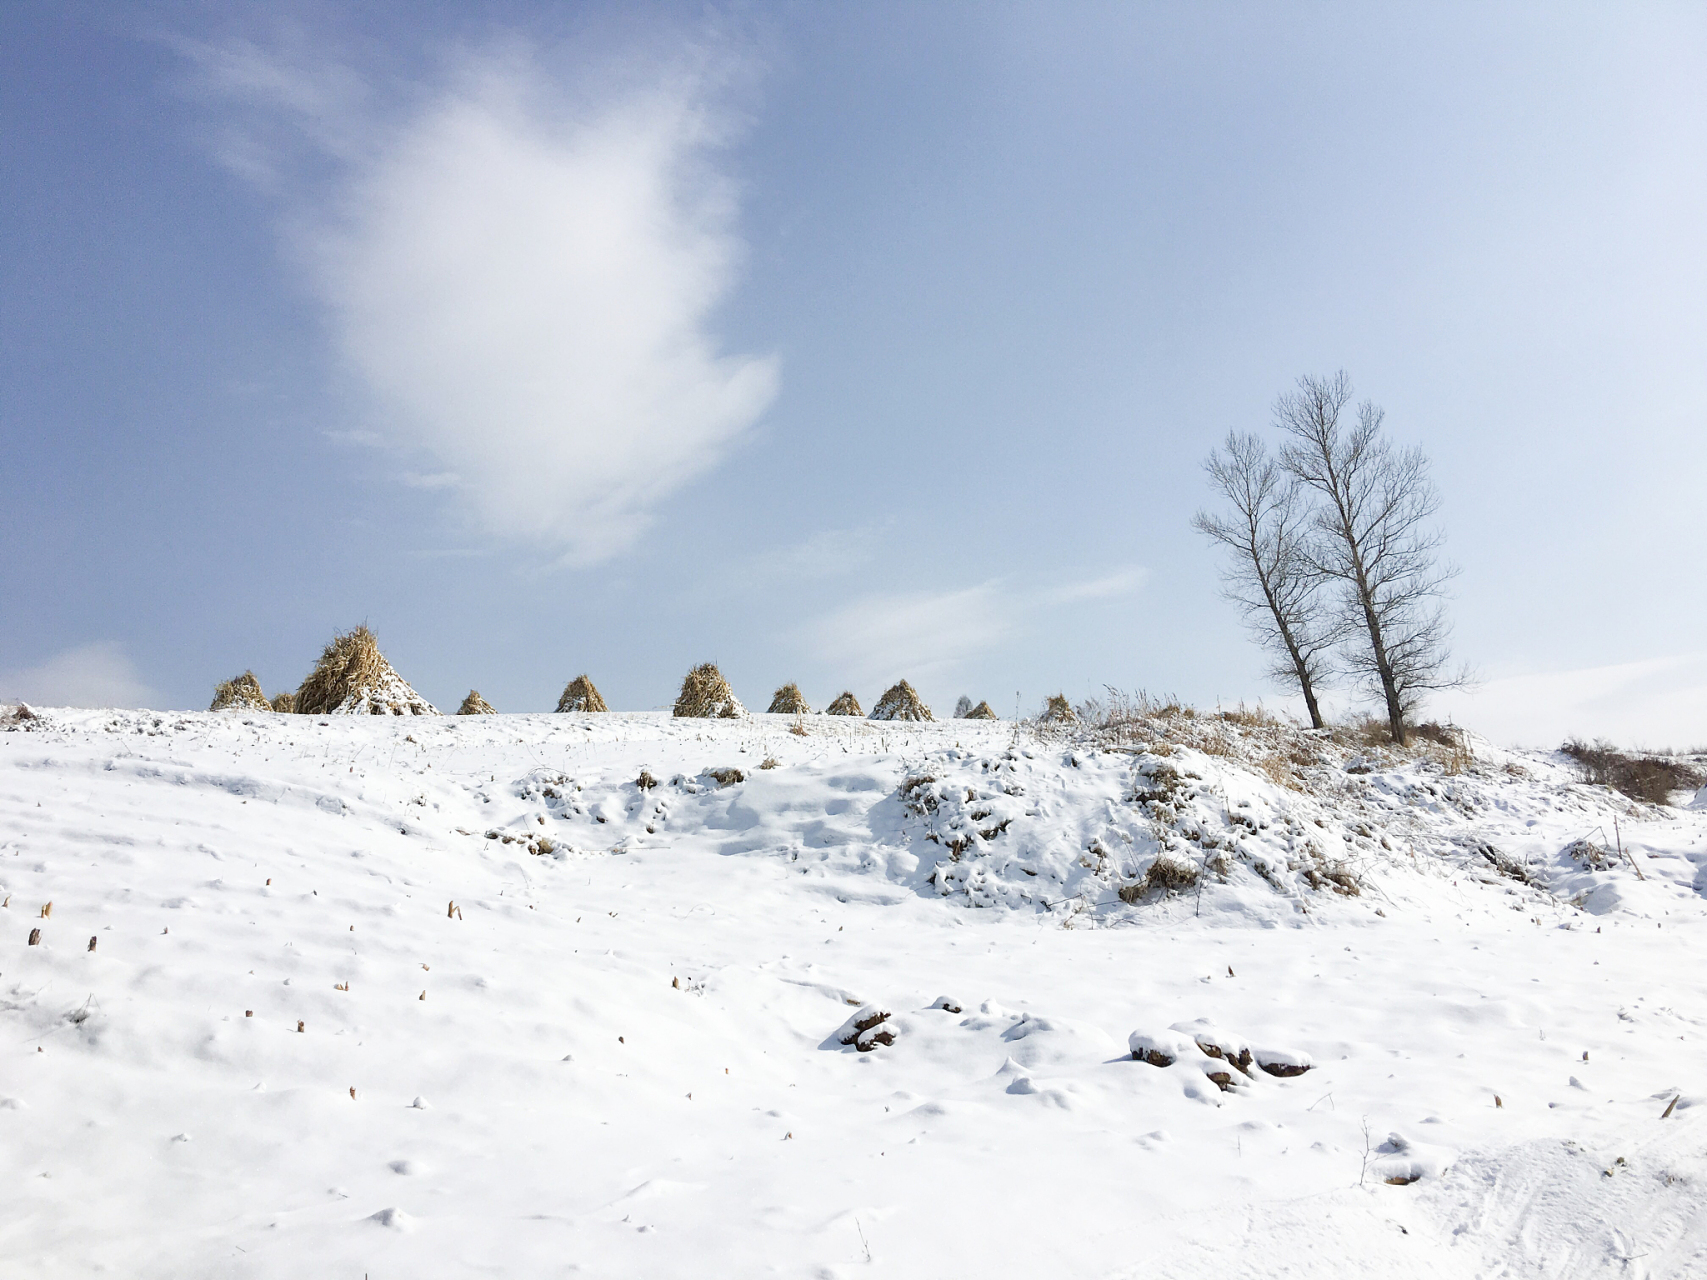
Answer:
[3,707,1706,1277]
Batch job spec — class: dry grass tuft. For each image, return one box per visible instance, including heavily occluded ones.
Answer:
[1040,693,1076,723]
[556,675,608,713]
[1329,716,1396,751]
[295,625,438,716]
[457,690,497,715]
[1561,738,1705,805]
[1119,856,1200,902]
[870,680,933,722]
[962,700,998,720]
[1219,702,1280,728]
[210,671,270,713]
[767,682,812,714]
[1258,755,1302,790]
[825,691,863,717]
[674,663,744,718]
[270,691,296,713]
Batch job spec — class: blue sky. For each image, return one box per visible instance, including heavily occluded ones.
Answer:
[3,2,1704,746]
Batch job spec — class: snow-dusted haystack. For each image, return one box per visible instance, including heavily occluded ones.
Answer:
[870,680,933,721]
[269,692,296,713]
[457,690,497,715]
[673,663,744,718]
[768,682,812,714]
[294,626,438,717]
[209,671,270,712]
[1041,694,1076,723]
[963,700,998,720]
[556,675,608,713]
[826,691,863,716]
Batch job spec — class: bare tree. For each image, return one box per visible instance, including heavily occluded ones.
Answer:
[1193,430,1335,729]
[1274,372,1463,744]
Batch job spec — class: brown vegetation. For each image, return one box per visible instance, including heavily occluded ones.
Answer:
[825,691,863,716]
[555,675,608,713]
[1561,739,1705,806]
[767,682,811,714]
[1040,694,1076,723]
[870,680,932,722]
[210,671,270,712]
[674,663,743,718]
[457,690,497,715]
[295,625,438,716]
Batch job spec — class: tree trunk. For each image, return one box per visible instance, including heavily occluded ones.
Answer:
[1352,571,1406,744]
[1257,570,1326,729]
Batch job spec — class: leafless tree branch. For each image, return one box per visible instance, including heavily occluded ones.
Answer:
[1274,371,1468,744]
[1192,430,1336,729]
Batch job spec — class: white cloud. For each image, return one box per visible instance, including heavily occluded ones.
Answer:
[0,642,159,710]
[803,583,1012,688]
[189,40,777,564]
[1428,652,1707,750]
[746,524,889,583]
[799,568,1146,689]
[1043,568,1149,605]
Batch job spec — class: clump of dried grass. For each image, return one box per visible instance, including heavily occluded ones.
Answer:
[767,683,812,714]
[1118,855,1200,902]
[556,675,608,713]
[294,625,438,716]
[1258,755,1302,790]
[870,680,933,722]
[1076,688,1200,745]
[1040,694,1076,723]
[963,700,998,720]
[457,690,497,715]
[674,663,744,718]
[1219,702,1280,728]
[270,691,296,713]
[210,671,270,713]
[1561,738,1705,806]
[826,691,863,716]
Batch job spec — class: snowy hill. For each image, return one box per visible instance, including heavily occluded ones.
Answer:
[4,706,1706,1277]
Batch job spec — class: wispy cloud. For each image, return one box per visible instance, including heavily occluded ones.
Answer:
[0,642,159,709]
[745,524,890,583]
[798,568,1146,688]
[183,36,777,565]
[1043,568,1149,605]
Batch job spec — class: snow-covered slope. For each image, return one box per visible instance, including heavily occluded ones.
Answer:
[4,707,1706,1277]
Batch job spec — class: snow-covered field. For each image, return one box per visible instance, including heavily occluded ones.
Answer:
[4,706,1706,1277]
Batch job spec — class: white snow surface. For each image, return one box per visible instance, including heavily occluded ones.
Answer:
[4,707,1707,1277]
